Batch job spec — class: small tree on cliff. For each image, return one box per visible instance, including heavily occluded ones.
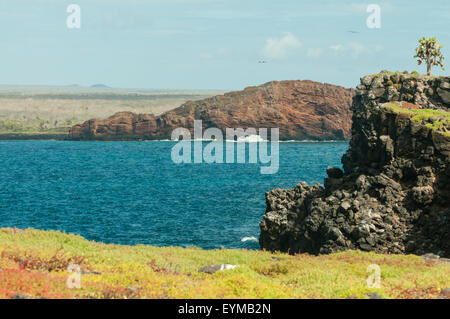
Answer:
[414,37,445,76]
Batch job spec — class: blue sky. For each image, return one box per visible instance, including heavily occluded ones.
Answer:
[0,0,449,90]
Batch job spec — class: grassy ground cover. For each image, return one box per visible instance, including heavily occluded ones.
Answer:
[0,228,448,299]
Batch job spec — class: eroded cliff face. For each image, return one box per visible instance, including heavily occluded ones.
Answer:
[68,80,354,141]
[260,72,450,257]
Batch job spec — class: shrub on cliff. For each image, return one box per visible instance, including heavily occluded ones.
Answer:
[414,37,445,76]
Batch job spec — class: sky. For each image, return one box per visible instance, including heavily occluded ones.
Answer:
[0,0,449,90]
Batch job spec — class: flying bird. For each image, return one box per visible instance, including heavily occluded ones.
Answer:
[258,60,268,64]
[348,30,360,34]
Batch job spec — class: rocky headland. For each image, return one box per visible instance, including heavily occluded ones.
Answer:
[68,80,354,141]
[260,71,450,258]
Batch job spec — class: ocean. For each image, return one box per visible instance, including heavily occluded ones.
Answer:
[0,140,348,249]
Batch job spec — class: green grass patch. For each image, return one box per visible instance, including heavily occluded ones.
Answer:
[385,103,450,137]
[0,228,449,299]
[369,70,436,80]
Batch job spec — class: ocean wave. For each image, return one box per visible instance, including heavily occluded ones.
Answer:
[236,135,266,143]
[145,139,348,143]
[241,236,258,242]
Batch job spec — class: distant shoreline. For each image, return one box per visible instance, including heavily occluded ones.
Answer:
[0,134,350,142]
[0,133,68,140]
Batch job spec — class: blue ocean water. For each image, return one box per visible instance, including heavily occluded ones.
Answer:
[0,140,348,249]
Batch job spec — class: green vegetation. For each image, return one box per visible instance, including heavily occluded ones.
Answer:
[371,70,401,77]
[0,118,71,135]
[372,70,413,76]
[0,88,221,135]
[371,70,435,79]
[0,228,449,299]
[414,37,445,76]
[385,103,450,137]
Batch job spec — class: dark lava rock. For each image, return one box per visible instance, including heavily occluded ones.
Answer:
[271,257,283,261]
[327,166,344,179]
[440,288,450,298]
[260,73,450,257]
[13,294,31,299]
[81,270,101,275]
[199,264,238,274]
[366,293,383,299]
[421,253,441,261]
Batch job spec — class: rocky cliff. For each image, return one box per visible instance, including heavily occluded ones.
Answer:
[260,71,450,257]
[68,80,354,141]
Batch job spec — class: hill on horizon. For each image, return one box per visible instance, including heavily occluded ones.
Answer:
[0,86,223,136]
[70,79,354,141]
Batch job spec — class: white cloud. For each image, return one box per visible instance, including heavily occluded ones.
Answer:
[348,43,367,58]
[261,33,301,60]
[330,44,345,52]
[306,48,324,58]
[329,43,369,58]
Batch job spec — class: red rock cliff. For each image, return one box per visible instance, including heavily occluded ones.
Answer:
[68,80,354,141]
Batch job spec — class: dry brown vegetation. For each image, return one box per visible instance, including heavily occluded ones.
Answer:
[0,86,222,135]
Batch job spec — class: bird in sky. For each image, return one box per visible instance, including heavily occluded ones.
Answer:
[348,30,360,34]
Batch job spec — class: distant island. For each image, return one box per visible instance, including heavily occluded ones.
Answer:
[69,80,354,141]
[0,87,222,140]
[0,81,354,141]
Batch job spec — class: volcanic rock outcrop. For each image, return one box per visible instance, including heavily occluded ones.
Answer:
[68,80,354,141]
[260,71,450,257]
